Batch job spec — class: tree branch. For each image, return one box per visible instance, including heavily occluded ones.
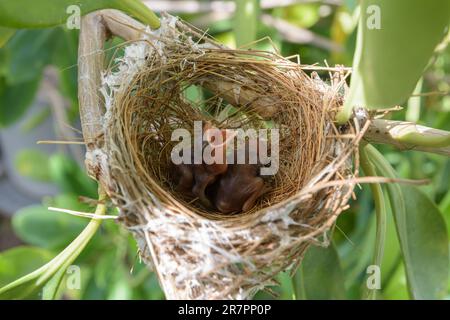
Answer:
[365,119,450,157]
[78,10,147,150]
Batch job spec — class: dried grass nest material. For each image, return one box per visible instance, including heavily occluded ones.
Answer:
[95,14,365,299]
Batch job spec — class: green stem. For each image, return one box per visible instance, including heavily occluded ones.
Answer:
[119,0,160,29]
[38,192,107,284]
[365,119,450,156]
[0,0,160,29]
[336,102,353,124]
[364,145,415,299]
[294,266,307,300]
[290,276,297,300]
[405,78,423,122]
[394,130,450,148]
[0,189,107,298]
[359,144,387,300]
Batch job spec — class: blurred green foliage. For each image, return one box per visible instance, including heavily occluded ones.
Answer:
[0,0,449,300]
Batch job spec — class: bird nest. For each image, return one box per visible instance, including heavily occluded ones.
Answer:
[90,14,365,299]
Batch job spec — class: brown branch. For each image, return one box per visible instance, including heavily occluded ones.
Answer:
[78,12,107,149]
[78,10,147,150]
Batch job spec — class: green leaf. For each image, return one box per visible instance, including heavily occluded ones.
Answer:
[360,145,387,300]
[339,0,450,122]
[234,0,259,48]
[367,145,449,299]
[380,197,401,287]
[12,205,88,250]
[0,246,54,299]
[1,194,106,300]
[295,244,346,299]
[381,262,409,300]
[53,29,79,107]
[215,32,236,49]
[93,251,117,289]
[0,26,14,47]
[0,28,66,128]
[49,153,97,198]
[0,74,41,127]
[400,186,449,298]
[0,246,54,287]
[0,0,160,29]
[3,28,60,85]
[141,272,165,300]
[341,214,376,292]
[276,272,296,300]
[439,190,450,234]
[14,149,51,182]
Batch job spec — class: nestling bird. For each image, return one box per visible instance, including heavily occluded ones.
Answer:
[212,163,265,214]
[172,123,229,208]
[171,123,266,214]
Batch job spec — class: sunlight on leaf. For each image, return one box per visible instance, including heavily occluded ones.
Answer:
[339,0,450,122]
[367,145,449,299]
[0,0,160,29]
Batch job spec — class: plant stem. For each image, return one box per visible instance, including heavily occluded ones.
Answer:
[366,119,450,156]
[78,9,153,149]
[405,78,423,122]
[364,145,416,299]
[359,144,387,300]
[38,189,107,285]
[0,188,107,299]
[120,0,160,29]
[293,266,307,300]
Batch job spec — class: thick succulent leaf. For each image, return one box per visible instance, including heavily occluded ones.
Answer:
[295,244,346,299]
[399,185,449,299]
[339,0,450,122]
[0,0,160,29]
[367,145,449,299]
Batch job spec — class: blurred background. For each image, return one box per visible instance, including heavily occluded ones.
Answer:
[0,0,449,299]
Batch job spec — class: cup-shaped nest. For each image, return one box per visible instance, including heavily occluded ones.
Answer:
[94,15,363,299]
